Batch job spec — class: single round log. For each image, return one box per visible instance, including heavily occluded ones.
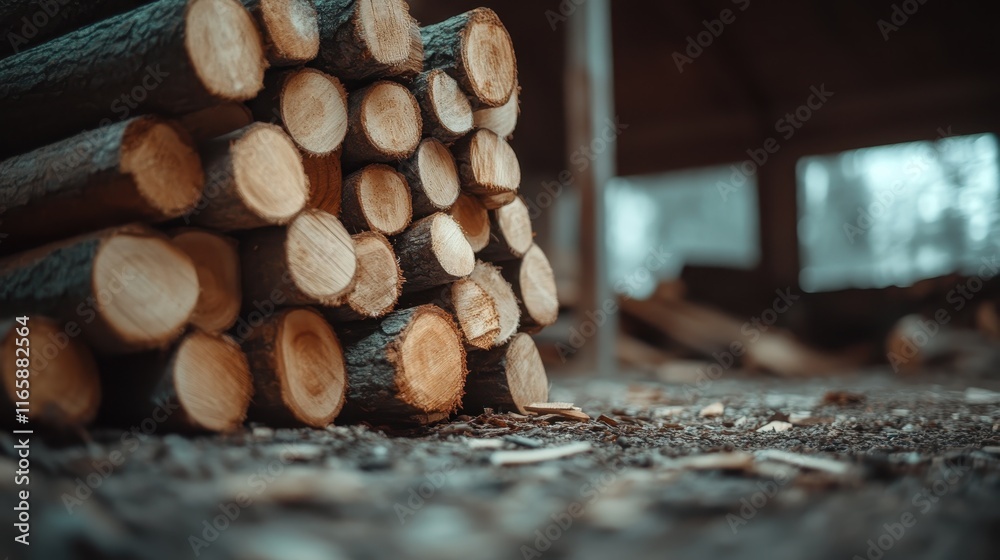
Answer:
[463,333,548,415]
[242,0,319,66]
[99,330,253,432]
[399,138,461,218]
[188,123,308,231]
[1,317,101,429]
[393,213,474,293]
[411,69,473,143]
[0,116,203,255]
[239,209,357,306]
[448,193,490,252]
[339,304,466,425]
[479,196,533,261]
[501,244,559,332]
[0,0,266,158]
[178,102,254,143]
[421,8,516,109]
[324,232,402,322]
[0,224,199,354]
[452,128,520,209]
[312,0,422,82]
[171,229,242,333]
[242,307,347,427]
[340,164,413,235]
[248,68,348,156]
[473,82,519,139]
[341,80,422,169]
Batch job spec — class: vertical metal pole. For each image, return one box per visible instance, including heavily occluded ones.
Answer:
[566,0,617,377]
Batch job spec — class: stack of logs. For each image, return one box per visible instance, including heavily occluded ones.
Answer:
[0,0,559,432]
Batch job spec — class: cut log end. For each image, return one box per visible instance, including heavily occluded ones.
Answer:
[255,0,320,65]
[397,306,467,414]
[173,331,253,432]
[402,138,461,217]
[473,83,519,139]
[449,193,490,252]
[417,69,473,142]
[462,9,517,108]
[481,196,533,261]
[365,81,421,160]
[341,164,413,235]
[171,230,241,333]
[186,0,267,101]
[358,0,413,68]
[94,231,200,351]
[454,129,520,207]
[122,118,204,219]
[1,317,101,428]
[516,244,559,329]
[233,123,309,225]
[282,69,348,155]
[465,333,548,414]
[431,213,476,279]
[287,209,358,303]
[329,232,402,320]
[469,260,519,346]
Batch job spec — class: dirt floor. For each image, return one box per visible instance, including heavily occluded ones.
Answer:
[3,368,1000,560]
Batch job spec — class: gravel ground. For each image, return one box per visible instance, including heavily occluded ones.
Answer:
[2,368,999,560]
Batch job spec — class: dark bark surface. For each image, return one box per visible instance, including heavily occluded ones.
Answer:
[0,0,149,59]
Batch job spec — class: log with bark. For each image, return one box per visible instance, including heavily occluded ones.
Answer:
[303,148,343,215]
[339,164,413,235]
[312,0,422,82]
[1,316,101,429]
[399,138,461,218]
[411,69,474,143]
[500,244,559,332]
[463,332,548,415]
[178,102,253,143]
[171,229,241,333]
[248,68,348,156]
[99,330,253,432]
[187,123,308,230]
[339,304,467,425]
[404,260,518,349]
[0,0,266,157]
[0,224,199,354]
[242,307,347,427]
[393,212,475,293]
[341,80,422,169]
[452,128,520,208]
[0,116,203,254]
[479,196,533,261]
[239,208,357,306]
[473,82,519,139]
[241,0,319,66]
[324,231,402,322]
[421,8,516,109]
[448,193,490,252]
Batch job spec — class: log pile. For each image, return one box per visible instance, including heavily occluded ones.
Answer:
[0,0,557,432]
